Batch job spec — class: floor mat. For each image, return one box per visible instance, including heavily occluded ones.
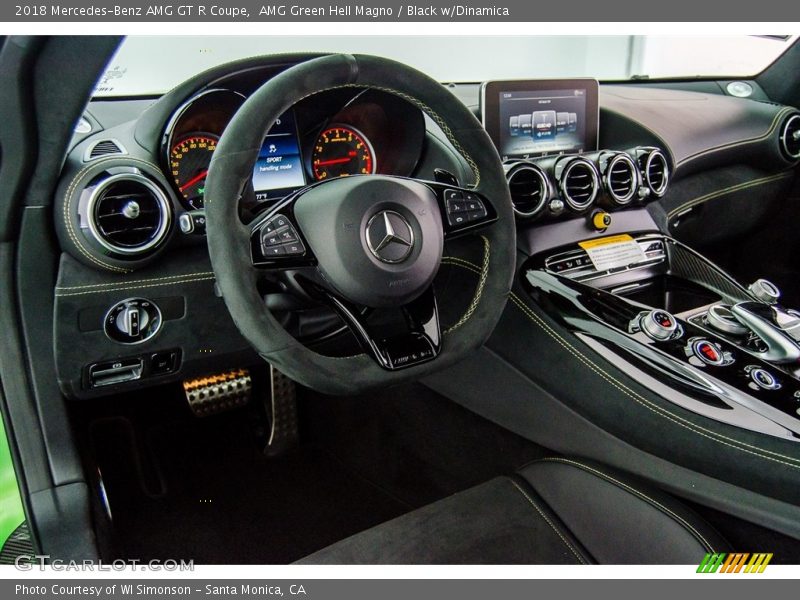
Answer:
[90,406,411,564]
[79,379,549,564]
[301,382,549,507]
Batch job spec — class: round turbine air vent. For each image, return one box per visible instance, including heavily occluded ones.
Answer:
[643,150,669,197]
[559,158,599,211]
[603,153,639,206]
[86,174,171,256]
[780,114,800,160]
[507,163,549,218]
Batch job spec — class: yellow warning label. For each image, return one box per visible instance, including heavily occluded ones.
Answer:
[578,234,635,250]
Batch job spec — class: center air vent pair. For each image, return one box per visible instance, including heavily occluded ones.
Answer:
[56,158,176,271]
[505,146,669,220]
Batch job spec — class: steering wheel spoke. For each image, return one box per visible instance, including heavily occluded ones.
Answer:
[317,284,441,370]
[249,194,318,269]
[422,180,498,238]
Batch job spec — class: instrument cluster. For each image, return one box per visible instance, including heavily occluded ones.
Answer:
[163,86,426,212]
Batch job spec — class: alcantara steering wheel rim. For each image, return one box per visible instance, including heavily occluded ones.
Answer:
[204,53,515,395]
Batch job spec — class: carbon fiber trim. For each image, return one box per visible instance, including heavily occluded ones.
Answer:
[665,239,754,305]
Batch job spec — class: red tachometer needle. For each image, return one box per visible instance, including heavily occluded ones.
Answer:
[179,169,208,192]
[315,157,352,167]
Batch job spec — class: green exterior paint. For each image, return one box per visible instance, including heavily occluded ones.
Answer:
[0,409,25,550]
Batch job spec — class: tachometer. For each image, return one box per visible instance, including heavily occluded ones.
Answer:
[312,126,375,181]
[170,134,218,210]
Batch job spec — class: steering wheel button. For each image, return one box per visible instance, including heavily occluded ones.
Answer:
[264,245,286,257]
[447,200,467,213]
[466,209,486,222]
[444,189,464,202]
[279,229,297,243]
[284,241,305,256]
[448,213,467,226]
[273,215,289,228]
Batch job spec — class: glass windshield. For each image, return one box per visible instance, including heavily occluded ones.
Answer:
[96,35,795,97]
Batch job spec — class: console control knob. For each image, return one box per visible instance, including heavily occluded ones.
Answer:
[748,279,781,304]
[104,298,162,344]
[692,339,726,366]
[706,304,749,336]
[746,366,781,391]
[641,310,679,341]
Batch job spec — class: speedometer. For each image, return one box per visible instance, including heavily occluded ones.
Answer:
[169,134,218,210]
[312,126,375,181]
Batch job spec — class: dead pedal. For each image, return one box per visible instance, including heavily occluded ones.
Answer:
[182,369,252,417]
[264,365,299,457]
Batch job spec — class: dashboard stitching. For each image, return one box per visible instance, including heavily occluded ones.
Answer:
[443,236,490,334]
[667,171,795,219]
[55,275,217,297]
[536,457,716,552]
[676,106,796,170]
[444,258,800,469]
[56,271,216,291]
[508,479,588,564]
[63,156,167,273]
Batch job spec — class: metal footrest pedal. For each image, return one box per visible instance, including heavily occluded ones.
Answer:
[264,364,299,457]
[182,369,252,417]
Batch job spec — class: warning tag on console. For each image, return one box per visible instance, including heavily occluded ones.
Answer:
[578,234,647,272]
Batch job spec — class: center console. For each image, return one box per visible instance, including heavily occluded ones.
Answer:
[524,230,800,442]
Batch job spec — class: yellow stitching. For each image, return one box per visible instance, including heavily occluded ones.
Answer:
[56,271,216,291]
[441,258,800,468]
[509,480,587,564]
[538,457,715,553]
[443,237,491,334]
[441,256,482,274]
[507,293,800,469]
[55,275,216,297]
[667,171,794,219]
[676,107,796,168]
[62,156,166,273]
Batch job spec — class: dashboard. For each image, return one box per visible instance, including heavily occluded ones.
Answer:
[50,53,800,399]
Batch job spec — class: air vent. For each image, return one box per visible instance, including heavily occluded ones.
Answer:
[559,158,599,211]
[86,174,171,256]
[780,114,800,160]
[643,150,669,197]
[507,163,549,218]
[604,154,639,206]
[84,139,126,161]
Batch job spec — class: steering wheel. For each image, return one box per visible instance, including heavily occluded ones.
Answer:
[204,54,515,395]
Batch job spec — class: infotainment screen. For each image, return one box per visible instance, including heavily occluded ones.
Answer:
[252,109,306,201]
[481,79,599,160]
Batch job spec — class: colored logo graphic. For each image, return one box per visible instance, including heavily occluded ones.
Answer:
[697,553,773,573]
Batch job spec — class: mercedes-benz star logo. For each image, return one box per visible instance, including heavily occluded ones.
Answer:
[365,210,415,264]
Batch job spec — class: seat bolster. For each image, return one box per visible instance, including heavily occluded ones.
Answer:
[297,477,589,564]
[518,458,729,564]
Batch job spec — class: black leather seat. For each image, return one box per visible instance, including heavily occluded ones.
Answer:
[298,457,728,564]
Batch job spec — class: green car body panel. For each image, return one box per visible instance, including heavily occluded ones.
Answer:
[0,409,25,551]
